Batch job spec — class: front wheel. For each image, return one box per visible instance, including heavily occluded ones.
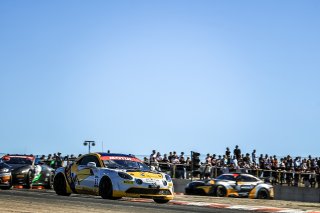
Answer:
[99,177,120,199]
[0,178,12,190]
[44,174,53,189]
[53,173,71,196]
[153,199,170,204]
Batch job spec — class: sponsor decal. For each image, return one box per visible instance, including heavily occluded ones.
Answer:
[123,180,134,184]
[94,177,99,187]
[100,156,141,162]
[65,164,76,193]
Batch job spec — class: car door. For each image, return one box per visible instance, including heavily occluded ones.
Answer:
[235,175,258,195]
[74,155,100,194]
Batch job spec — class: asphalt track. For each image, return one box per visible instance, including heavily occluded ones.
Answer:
[1,189,320,213]
[0,189,250,213]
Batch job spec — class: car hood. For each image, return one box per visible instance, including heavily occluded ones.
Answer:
[127,171,163,179]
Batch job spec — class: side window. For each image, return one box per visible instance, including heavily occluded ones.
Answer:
[79,156,90,166]
[93,156,101,167]
[238,175,256,182]
[78,156,101,167]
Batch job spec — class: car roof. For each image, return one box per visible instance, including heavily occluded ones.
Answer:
[96,152,136,158]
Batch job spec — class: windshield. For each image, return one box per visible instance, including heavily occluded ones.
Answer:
[103,160,150,171]
[3,156,33,165]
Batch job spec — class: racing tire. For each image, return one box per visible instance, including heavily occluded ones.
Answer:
[53,173,71,196]
[257,188,270,199]
[44,174,53,189]
[99,177,120,200]
[0,185,13,190]
[215,185,227,197]
[25,171,33,189]
[0,177,12,190]
[153,199,170,204]
[0,178,12,190]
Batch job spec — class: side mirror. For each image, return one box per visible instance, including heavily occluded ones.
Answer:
[87,162,96,168]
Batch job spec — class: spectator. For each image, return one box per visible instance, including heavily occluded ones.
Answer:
[143,157,149,164]
[225,147,231,161]
[149,150,156,165]
[205,153,212,165]
[156,152,162,162]
[172,156,180,164]
[233,145,241,160]
[294,157,301,169]
[179,155,186,164]
[211,154,217,166]
[168,152,173,163]
[185,157,191,165]
[162,154,169,163]
[179,152,185,159]
[259,154,265,169]
[251,150,256,164]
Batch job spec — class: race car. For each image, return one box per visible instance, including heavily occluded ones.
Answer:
[1,154,54,189]
[53,152,174,203]
[0,162,12,189]
[185,173,274,199]
[33,158,55,189]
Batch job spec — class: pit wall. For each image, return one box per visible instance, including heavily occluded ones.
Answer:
[172,179,320,203]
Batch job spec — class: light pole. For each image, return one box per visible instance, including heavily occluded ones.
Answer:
[83,140,95,153]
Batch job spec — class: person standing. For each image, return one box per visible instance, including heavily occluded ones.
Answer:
[149,150,157,165]
[251,150,256,164]
[233,145,241,160]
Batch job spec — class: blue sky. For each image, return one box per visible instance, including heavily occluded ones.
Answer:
[0,1,319,158]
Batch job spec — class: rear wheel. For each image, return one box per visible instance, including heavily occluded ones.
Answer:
[257,188,270,199]
[53,173,71,196]
[99,177,120,199]
[153,199,170,204]
[216,185,227,197]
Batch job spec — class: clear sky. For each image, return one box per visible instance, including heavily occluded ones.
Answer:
[0,1,319,158]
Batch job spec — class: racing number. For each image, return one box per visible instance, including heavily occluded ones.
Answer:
[94,177,99,187]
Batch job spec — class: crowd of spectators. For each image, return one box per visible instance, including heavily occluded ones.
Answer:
[145,146,320,188]
[38,152,82,169]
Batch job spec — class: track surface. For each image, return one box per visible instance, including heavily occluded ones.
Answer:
[0,189,320,213]
[0,189,248,213]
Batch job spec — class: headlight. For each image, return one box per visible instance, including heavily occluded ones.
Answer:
[165,174,172,182]
[0,168,9,173]
[118,172,133,180]
[135,179,143,184]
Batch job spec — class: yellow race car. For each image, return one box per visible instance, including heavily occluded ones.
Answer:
[53,152,174,203]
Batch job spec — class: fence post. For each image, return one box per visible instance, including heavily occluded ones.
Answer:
[172,164,176,178]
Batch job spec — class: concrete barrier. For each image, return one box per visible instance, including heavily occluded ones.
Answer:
[172,179,320,203]
[173,179,191,193]
[274,185,320,202]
